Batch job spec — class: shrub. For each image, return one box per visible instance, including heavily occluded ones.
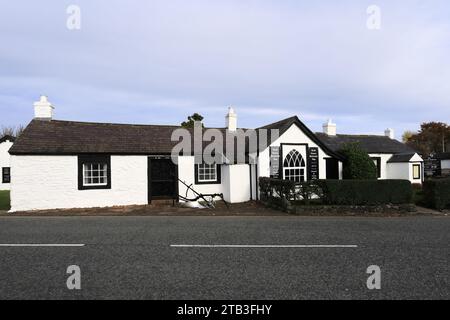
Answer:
[340,142,378,180]
[317,180,412,205]
[259,178,323,204]
[422,178,450,210]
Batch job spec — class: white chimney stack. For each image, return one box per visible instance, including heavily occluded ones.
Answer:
[34,95,54,120]
[323,119,336,136]
[226,107,237,132]
[385,128,395,139]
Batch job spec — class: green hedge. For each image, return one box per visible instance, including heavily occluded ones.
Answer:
[422,178,450,210]
[317,180,413,205]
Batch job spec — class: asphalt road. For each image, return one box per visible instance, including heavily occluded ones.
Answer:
[0,216,448,300]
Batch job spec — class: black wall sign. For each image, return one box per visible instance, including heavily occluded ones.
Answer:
[270,146,280,179]
[308,147,319,180]
[424,158,441,177]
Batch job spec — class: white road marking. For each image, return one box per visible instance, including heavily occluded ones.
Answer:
[0,244,85,247]
[171,244,358,248]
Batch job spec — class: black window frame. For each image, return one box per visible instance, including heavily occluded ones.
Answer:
[371,157,382,179]
[78,155,111,190]
[412,164,421,180]
[2,167,11,184]
[194,163,221,185]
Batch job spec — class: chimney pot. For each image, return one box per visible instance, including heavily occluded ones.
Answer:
[323,119,337,136]
[226,107,237,132]
[385,128,395,139]
[34,95,54,120]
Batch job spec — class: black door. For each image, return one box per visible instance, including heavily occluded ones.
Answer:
[326,158,339,179]
[148,158,178,202]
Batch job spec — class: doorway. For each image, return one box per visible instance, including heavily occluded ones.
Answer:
[148,157,178,203]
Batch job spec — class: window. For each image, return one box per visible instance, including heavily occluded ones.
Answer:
[413,164,421,180]
[83,163,108,186]
[371,157,381,178]
[283,150,306,182]
[78,155,111,190]
[2,167,10,184]
[195,163,221,184]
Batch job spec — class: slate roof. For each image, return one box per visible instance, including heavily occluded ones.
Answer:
[9,116,416,159]
[387,153,416,163]
[0,135,15,144]
[9,120,192,155]
[257,116,345,160]
[315,132,417,154]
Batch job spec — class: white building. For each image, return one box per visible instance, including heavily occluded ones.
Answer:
[0,135,14,190]
[8,96,423,212]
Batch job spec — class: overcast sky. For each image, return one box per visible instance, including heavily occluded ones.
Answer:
[1,0,449,138]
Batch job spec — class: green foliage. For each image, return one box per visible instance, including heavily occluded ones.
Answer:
[259,177,295,200]
[259,177,323,205]
[340,142,377,180]
[0,191,10,211]
[317,180,413,205]
[181,113,204,128]
[422,178,450,210]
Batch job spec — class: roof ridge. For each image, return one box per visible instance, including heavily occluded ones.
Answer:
[257,115,298,129]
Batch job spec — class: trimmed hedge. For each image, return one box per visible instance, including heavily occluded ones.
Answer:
[422,178,450,210]
[259,178,413,207]
[316,180,413,205]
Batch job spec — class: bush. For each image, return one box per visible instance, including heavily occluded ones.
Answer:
[340,142,378,180]
[317,180,413,205]
[258,178,323,204]
[422,178,450,210]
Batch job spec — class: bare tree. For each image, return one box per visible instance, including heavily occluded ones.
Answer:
[1,125,25,138]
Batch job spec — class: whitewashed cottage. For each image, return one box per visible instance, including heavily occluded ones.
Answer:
[8,97,423,212]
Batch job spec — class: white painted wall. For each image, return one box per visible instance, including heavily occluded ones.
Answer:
[10,155,148,212]
[368,153,394,180]
[258,124,336,180]
[386,162,410,180]
[177,156,225,202]
[223,164,250,203]
[0,140,13,191]
[386,158,423,184]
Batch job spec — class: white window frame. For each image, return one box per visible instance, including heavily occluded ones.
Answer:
[283,149,306,182]
[197,163,218,183]
[83,163,108,187]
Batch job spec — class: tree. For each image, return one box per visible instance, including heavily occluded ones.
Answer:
[340,142,378,180]
[405,122,450,157]
[181,113,204,128]
[402,130,415,143]
[1,125,24,138]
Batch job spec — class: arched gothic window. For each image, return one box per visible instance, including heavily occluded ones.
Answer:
[283,149,306,182]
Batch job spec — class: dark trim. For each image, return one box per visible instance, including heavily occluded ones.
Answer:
[10,151,174,156]
[147,157,178,204]
[147,157,152,204]
[194,163,222,185]
[255,164,259,201]
[371,157,382,178]
[2,167,11,184]
[249,164,253,200]
[0,135,15,144]
[412,163,421,180]
[270,117,345,161]
[77,155,111,190]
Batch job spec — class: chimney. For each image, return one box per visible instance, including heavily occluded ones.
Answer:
[226,107,237,132]
[385,128,395,139]
[34,95,54,120]
[323,119,336,136]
